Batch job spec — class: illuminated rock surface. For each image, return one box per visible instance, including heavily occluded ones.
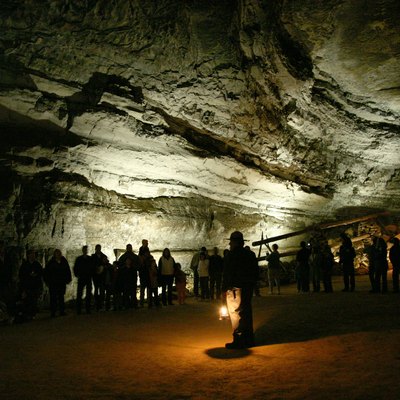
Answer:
[0,1,399,259]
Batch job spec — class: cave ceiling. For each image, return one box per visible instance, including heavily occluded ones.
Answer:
[0,0,399,250]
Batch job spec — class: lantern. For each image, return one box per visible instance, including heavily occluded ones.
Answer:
[219,305,229,320]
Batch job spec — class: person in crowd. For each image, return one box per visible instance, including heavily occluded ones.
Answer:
[389,237,400,293]
[373,237,388,293]
[91,244,107,311]
[158,248,176,306]
[309,243,323,292]
[44,249,71,318]
[18,249,43,319]
[222,231,258,349]
[339,233,356,292]
[146,254,160,308]
[175,263,187,305]
[321,243,334,293]
[121,257,138,309]
[73,245,93,314]
[198,252,210,300]
[296,241,310,293]
[364,238,377,292]
[266,244,280,295]
[138,239,150,257]
[190,246,207,297]
[93,254,108,311]
[209,247,224,300]
[103,256,114,311]
[139,248,152,307]
[118,244,141,308]
[112,261,123,310]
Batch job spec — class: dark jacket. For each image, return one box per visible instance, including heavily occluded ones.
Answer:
[73,255,94,283]
[19,260,43,292]
[44,257,72,291]
[209,255,223,277]
[222,247,258,291]
[389,243,400,269]
[339,244,356,266]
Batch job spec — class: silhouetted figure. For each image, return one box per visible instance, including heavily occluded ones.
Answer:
[174,263,187,305]
[321,244,334,293]
[146,253,160,308]
[190,247,207,297]
[91,244,108,311]
[44,249,71,318]
[18,249,43,319]
[138,239,149,257]
[198,252,210,300]
[158,248,176,306]
[389,238,400,293]
[373,237,388,293]
[139,248,152,307]
[121,257,138,309]
[73,245,93,314]
[339,233,356,292]
[296,241,310,293]
[309,244,323,292]
[222,231,258,349]
[266,244,280,294]
[103,257,114,310]
[364,239,377,292]
[209,247,223,300]
[118,244,140,308]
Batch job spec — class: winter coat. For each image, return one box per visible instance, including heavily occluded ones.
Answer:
[73,255,94,283]
[19,260,43,293]
[44,257,72,292]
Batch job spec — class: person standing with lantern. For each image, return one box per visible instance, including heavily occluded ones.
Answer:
[222,231,258,349]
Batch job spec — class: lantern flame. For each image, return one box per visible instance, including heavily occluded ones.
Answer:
[219,306,229,320]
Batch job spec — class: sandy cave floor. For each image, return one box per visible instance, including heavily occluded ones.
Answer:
[1,275,400,400]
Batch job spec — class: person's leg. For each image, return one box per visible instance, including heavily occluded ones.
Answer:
[393,267,399,292]
[167,276,173,304]
[349,265,355,291]
[267,269,273,294]
[209,276,215,300]
[49,288,57,317]
[85,282,92,313]
[193,271,199,297]
[161,277,167,305]
[76,280,83,314]
[382,269,388,293]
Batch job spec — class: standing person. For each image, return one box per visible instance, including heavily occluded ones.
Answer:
[118,244,140,308]
[222,231,258,349]
[321,244,334,293]
[121,257,138,309]
[175,263,187,305]
[209,247,223,300]
[138,239,149,257]
[374,237,388,293]
[190,247,207,297]
[389,238,400,293]
[198,252,210,300]
[266,244,280,295]
[146,254,160,308]
[138,248,152,307]
[296,241,310,293]
[44,249,71,318]
[364,239,377,292]
[18,249,43,319]
[158,248,176,306]
[309,244,323,293]
[339,233,356,292]
[103,257,114,311]
[73,245,93,314]
[91,244,107,311]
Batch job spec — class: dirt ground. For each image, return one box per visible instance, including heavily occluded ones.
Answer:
[1,275,400,400]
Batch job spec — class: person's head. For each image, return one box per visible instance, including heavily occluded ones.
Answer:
[54,249,62,261]
[175,263,181,270]
[126,244,133,252]
[229,231,244,250]
[101,255,108,265]
[82,245,88,256]
[163,248,171,258]
[95,244,101,253]
[27,249,36,262]
[142,239,148,247]
[272,243,279,251]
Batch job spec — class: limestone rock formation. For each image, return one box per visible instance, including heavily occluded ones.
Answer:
[0,0,399,266]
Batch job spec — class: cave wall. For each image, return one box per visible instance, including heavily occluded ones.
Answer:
[0,0,399,272]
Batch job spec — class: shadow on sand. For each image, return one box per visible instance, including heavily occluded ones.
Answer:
[205,347,252,359]
[252,289,400,347]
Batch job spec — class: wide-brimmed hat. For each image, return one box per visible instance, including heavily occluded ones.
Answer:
[226,231,248,241]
